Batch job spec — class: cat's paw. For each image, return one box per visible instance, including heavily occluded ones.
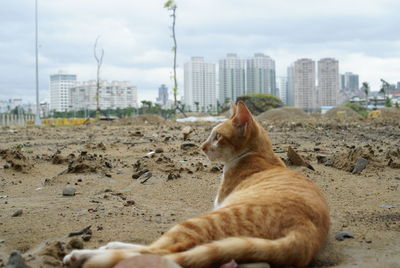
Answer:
[99,241,146,250]
[63,249,105,267]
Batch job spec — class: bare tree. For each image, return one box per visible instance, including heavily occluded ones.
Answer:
[94,36,104,119]
[164,0,186,117]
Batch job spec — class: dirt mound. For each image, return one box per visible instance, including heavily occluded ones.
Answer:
[324,147,380,172]
[65,151,112,174]
[257,107,309,121]
[324,107,362,119]
[0,149,33,173]
[118,114,165,125]
[378,108,400,119]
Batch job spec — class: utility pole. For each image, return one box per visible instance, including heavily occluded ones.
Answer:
[34,0,41,125]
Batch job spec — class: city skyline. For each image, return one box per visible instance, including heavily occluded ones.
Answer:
[0,0,399,104]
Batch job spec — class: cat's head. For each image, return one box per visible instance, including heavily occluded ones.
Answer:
[200,101,266,163]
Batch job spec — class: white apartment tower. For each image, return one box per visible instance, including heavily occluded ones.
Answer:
[277,76,288,105]
[69,80,138,111]
[318,58,339,107]
[184,57,216,112]
[246,53,276,96]
[293,59,316,111]
[218,53,245,103]
[50,71,77,111]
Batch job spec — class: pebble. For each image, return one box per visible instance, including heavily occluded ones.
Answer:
[180,142,197,150]
[63,186,76,196]
[181,126,193,140]
[335,231,354,241]
[352,157,368,174]
[82,233,92,241]
[316,154,328,164]
[11,209,23,217]
[155,148,164,153]
[4,250,28,268]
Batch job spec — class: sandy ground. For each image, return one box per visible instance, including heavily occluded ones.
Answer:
[0,115,399,267]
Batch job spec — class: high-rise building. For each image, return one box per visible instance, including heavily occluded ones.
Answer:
[277,76,288,105]
[397,82,400,90]
[340,72,359,91]
[184,57,216,112]
[246,53,276,96]
[318,58,339,107]
[69,80,138,111]
[50,71,77,111]
[286,65,295,106]
[293,58,316,111]
[218,53,245,104]
[156,84,169,106]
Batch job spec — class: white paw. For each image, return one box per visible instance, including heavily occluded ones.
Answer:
[99,241,146,250]
[63,249,107,267]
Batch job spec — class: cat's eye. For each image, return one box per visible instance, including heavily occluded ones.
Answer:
[214,133,222,140]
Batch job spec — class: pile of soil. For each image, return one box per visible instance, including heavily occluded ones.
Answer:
[64,151,112,174]
[118,114,165,125]
[323,147,379,172]
[378,108,400,119]
[0,149,33,173]
[256,107,309,121]
[324,107,362,119]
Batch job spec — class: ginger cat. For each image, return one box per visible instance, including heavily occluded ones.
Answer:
[64,101,330,268]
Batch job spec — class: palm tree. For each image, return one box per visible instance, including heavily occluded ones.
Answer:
[361,82,370,108]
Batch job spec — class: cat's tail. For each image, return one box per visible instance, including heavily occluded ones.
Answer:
[165,228,323,268]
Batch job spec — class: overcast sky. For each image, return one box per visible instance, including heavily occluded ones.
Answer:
[1,0,399,103]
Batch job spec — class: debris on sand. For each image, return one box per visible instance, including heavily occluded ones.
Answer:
[324,107,362,120]
[4,250,28,268]
[0,149,33,173]
[335,231,354,241]
[11,209,23,217]
[352,157,368,174]
[257,107,309,122]
[180,142,197,150]
[287,146,315,171]
[181,126,193,140]
[68,225,92,237]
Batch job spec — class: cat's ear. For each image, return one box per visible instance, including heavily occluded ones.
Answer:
[230,102,237,119]
[232,101,253,133]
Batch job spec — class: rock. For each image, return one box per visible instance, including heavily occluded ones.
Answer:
[210,166,221,173]
[181,126,193,140]
[11,209,23,217]
[155,148,164,153]
[62,186,76,196]
[4,250,28,268]
[124,200,136,206]
[352,157,368,174]
[138,171,152,184]
[237,263,270,268]
[180,142,197,150]
[114,255,181,268]
[68,238,84,249]
[82,233,92,241]
[132,169,149,179]
[335,231,354,241]
[287,146,315,171]
[316,154,329,164]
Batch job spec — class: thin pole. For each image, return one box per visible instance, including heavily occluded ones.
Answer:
[34,0,41,126]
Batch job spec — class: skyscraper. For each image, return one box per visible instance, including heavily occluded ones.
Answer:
[277,76,288,105]
[69,80,138,111]
[286,65,295,106]
[246,53,276,96]
[218,53,245,104]
[50,71,77,112]
[340,72,359,91]
[293,58,316,111]
[156,84,169,106]
[184,57,216,112]
[318,58,339,107]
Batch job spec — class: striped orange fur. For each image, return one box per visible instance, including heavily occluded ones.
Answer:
[65,101,330,268]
